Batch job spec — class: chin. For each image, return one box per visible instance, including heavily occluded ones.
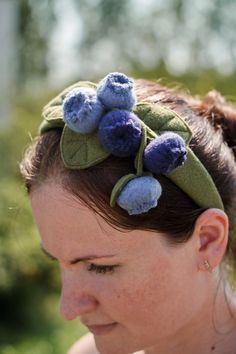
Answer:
[95,338,143,354]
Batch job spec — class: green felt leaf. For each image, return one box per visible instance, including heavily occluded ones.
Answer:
[43,106,64,121]
[133,103,193,145]
[110,174,137,207]
[39,119,65,135]
[60,126,110,169]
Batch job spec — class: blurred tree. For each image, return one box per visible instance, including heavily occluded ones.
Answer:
[17,0,56,86]
[13,0,236,89]
[0,0,17,127]
[72,0,236,79]
[72,0,131,78]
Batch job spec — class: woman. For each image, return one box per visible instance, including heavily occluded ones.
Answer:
[20,73,236,354]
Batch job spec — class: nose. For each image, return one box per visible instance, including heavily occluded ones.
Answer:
[59,271,99,320]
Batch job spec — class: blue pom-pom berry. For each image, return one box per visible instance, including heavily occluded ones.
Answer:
[98,109,142,157]
[97,72,136,110]
[143,132,187,174]
[63,87,104,134]
[117,176,162,215]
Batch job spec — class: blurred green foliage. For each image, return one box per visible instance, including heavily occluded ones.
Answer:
[0,92,86,353]
[133,64,236,99]
[17,0,56,85]
[16,0,236,85]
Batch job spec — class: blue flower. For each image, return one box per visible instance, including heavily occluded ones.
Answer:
[97,72,136,110]
[144,132,187,174]
[117,176,162,215]
[63,87,104,134]
[98,109,142,157]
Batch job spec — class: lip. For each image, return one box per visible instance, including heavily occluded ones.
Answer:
[86,322,117,335]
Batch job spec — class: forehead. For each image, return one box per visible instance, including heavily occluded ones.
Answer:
[30,183,167,261]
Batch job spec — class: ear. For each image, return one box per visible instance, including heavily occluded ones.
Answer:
[193,208,229,271]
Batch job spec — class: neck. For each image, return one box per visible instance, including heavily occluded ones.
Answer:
[144,277,236,354]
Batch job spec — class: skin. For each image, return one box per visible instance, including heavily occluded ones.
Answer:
[30,182,236,354]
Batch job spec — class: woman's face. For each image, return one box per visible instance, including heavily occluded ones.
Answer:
[30,183,207,354]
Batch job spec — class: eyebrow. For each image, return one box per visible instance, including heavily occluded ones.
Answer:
[40,244,116,265]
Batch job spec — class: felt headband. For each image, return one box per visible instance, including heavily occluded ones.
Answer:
[39,72,224,215]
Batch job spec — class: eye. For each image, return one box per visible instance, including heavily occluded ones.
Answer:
[87,263,117,274]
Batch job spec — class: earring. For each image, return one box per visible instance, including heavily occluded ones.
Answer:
[203,260,213,272]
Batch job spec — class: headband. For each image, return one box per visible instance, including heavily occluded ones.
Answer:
[39,72,224,215]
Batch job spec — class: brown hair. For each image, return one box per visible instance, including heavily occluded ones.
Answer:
[20,80,236,266]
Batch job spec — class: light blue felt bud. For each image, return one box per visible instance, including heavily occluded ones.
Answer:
[63,87,104,134]
[117,176,162,215]
[97,72,136,110]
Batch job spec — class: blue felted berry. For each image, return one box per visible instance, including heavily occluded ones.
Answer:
[144,132,187,174]
[98,109,142,157]
[117,176,162,215]
[63,87,104,134]
[97,72,136,110]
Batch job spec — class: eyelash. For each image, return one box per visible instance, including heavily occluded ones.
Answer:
[87,263,117,274]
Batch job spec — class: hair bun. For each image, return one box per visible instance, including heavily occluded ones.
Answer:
[197,90,236,156]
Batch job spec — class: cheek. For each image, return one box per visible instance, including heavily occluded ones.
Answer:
[101,260,198,335]
[101,261,173,323]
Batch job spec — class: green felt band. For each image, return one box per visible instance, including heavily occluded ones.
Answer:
[167,147,224,209]
[39,81,224,211]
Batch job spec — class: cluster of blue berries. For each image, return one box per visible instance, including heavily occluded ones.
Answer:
[63,72,187,215]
